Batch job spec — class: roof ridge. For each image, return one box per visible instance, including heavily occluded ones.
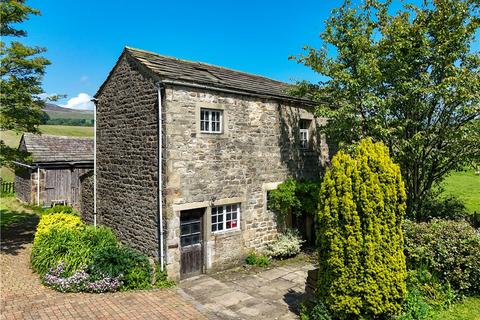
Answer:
[24,133,93,140]
[124,46,289,85]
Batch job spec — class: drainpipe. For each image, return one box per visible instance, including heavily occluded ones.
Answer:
[36,165,40,206]
[157,83,165,272]
[92,98,98,228]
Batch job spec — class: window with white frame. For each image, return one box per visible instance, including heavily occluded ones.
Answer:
[299,119,310,149]
[200,108,223,133]
[211,203,240,232]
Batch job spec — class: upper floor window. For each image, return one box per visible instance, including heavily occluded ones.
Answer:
[211,203,240,233]
[300,119,311,149]
[200,108,223,133]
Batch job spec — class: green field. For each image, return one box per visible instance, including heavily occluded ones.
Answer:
[0,126,93,182]
[432,297,480,320]
[442,168,480,213]
[38,125,93,137]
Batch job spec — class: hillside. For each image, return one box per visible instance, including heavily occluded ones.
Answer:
[42,103,93,125]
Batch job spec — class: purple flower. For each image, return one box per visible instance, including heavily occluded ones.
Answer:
[43,262,122,293]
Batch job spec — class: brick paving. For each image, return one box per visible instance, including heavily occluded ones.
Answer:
[0,215,206,320]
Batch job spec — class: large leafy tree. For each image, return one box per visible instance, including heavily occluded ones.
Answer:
[292,0,480,218]
[0,0,50,164]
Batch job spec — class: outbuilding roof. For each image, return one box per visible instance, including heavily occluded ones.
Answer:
[20,133,93,163]
[96,47,314,104]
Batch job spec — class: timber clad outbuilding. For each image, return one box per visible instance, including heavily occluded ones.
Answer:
[84,47,329,280]
[14,134,93,209]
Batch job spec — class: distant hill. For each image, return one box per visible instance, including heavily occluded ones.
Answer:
[42,103,93,126]
[43,103,93,115]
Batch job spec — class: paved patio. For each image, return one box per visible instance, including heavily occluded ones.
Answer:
[1,212,315,320]
[0,215,206,320]
[179,260,314,320]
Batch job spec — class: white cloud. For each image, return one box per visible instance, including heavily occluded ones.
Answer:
[61,93,94,110]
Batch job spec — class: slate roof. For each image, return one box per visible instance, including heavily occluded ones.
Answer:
[20,133,93,163]
[96,47,314,104]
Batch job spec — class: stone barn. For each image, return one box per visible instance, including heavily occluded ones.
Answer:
[86,47,329,280]
[14,133,93,209]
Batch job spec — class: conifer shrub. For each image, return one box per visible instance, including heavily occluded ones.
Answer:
[316,138,407,319]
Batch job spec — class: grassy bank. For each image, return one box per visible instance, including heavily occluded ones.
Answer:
[442,168,480,213]
[432,297,480,320]
[0,195,35,228]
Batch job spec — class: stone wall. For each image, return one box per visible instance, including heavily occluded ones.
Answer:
[95,55,160,257]
[163,85,329,278]
[80,170,94,224]
[14,168,32,204]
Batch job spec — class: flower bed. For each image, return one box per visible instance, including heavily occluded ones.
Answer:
[31,207,173,293]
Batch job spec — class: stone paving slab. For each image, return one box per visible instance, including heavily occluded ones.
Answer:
[179,260,315,320]
[1,217,206,320]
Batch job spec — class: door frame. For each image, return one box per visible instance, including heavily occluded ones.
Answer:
[179,208,206,279]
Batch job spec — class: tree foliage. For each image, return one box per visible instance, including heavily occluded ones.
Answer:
[292,0,480,218]
[317,138,407,319]
[0,0,50,165]
[267,178,320,218]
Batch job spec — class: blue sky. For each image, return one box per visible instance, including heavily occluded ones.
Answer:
[19,0,479,110]
[22,0,346,110]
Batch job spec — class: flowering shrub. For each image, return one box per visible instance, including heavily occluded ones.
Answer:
[88,246,152,291]
[267,229,304,259]
[34,213,83,244]
[43,262,121,293]
[32,211,171,293]
[31,225,117,276]
[404,219,480,294]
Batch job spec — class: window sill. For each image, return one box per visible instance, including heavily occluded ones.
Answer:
[211,228,241,237]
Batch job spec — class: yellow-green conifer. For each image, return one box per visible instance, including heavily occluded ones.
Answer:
[317,138,407,319]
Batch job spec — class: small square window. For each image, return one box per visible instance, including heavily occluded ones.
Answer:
[211,203,240,233]
[299,119,311,149]
[200,108,223,133]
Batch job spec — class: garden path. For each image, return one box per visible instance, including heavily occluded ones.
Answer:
[179,260,314,320]
[0,215,205,320]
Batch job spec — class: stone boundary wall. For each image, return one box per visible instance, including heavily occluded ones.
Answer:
[14,168,31,204]
[79,170,94,224]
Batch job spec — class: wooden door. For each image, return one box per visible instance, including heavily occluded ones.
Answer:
[44,169,71,207]
[180,209,204,279]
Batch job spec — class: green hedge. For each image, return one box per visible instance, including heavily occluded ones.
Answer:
[404,219,480,294]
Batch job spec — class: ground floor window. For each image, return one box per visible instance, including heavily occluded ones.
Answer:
[211,203,240,232]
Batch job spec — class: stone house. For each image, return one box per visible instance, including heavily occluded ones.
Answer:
[87,47,328,279]
[14,133,93,209]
